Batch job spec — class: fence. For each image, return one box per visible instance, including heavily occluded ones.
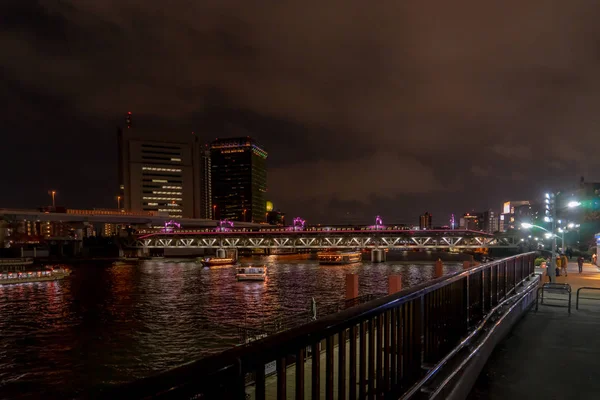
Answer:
[91,252,536,400]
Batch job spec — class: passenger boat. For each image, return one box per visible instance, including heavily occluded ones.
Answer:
[0,263,70,285]
[198,257,237,267]
[236,265,267,281]
[317,251,362,265]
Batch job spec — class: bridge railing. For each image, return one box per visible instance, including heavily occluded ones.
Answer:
[92,252,536,400]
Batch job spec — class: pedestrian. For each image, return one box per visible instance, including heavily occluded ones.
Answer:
[561,253,569,277]
[556,255,562,276]
[593,253,597,266]
[577,256,584,273]
[566,248,573,260]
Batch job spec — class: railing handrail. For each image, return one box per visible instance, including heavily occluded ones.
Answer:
[93,252,536,398]
[575,286,600,310]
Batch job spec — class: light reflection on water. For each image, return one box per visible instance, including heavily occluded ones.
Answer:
[0,257,460,398]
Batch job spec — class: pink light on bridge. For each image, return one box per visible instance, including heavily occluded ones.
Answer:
[368,215,385,230]
[163,220,181,233]
[217,219,235,232]
[292,217,306,231]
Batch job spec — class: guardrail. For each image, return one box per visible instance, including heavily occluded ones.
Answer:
[536,283,572,314]
[576,287,600,310]
[89,252,536,400]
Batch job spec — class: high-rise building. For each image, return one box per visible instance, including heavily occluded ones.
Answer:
[499,200,531,231]
[117,117,209,219]
[419,212,432,230]
[460,213,481,230]
[481,210,498,233]
[210,137,268,222]
[198,143,213,219]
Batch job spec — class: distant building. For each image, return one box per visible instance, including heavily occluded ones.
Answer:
[198,143,213,219]
[117,116,210,219]
[481,210,498,233]
[460,213,481,230]
[499,201,531,232]
[419,212,432,230]
[210,137,268,223]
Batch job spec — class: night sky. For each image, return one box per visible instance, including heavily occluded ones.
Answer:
[2,1,600,225]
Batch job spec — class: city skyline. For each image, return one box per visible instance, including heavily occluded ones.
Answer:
[3,1,600,224]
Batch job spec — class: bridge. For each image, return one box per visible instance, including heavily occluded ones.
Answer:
[94,252,541,399]
[130,229,520,250]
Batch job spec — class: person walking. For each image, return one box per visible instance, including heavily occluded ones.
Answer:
[593,253,597,266]
[577,256,584,273]
[561,253,569,277]
[555,255,562,276]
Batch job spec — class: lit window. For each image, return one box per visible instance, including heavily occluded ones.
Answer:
[142,167,182,172]
[171,158,181,162]
[152,179,168,183]
[152,191,182,195]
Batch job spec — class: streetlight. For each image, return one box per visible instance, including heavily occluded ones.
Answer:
[48,190,56,208]
[568,201,581,208]
[242,209,246,222]
[117,195,121,210]
[213,204,217,220]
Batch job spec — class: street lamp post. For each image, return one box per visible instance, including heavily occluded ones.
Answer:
[117,196,121,210]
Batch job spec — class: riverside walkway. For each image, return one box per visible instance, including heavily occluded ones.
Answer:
[468,261,600,400]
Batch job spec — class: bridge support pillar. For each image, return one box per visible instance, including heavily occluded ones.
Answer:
[371,249,386,263]
[346,274,358,300]
[216,248,227,258]
[388,275,402,294]
[435,259,444,277]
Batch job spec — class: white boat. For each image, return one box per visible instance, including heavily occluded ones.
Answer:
[236,265,267,281]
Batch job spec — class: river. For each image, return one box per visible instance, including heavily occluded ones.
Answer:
[0,257,460,399]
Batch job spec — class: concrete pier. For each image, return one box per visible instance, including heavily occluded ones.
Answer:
[371,248,386,263]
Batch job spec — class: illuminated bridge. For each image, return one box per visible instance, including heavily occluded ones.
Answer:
[130,229,519,250]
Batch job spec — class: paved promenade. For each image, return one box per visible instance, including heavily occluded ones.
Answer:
[468,261,600,400]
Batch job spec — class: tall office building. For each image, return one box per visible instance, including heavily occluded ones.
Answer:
[210,137,268,222]
[419,212,432,230]
[198,143,213,219]
[118,117,206,219]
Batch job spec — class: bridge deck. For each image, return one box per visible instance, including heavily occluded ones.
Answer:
[469,261,600,400]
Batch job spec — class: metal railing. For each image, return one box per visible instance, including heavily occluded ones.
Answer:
[90,252,536,400]
[536,283,572,314]
[576,287,600,310]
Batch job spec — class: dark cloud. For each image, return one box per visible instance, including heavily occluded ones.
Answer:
[2,0,600,223]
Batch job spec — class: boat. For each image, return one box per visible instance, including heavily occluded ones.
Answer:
[317,251,362,265]
[0,264,70,285]
[198,257,237,267]
[236,265,267,281]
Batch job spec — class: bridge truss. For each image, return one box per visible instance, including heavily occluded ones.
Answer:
[129,231,520,250]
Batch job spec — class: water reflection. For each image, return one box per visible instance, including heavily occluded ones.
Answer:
[0,258,459,398]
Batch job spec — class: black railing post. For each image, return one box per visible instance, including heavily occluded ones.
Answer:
[465,274,470,329]
[513,258,517,292]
